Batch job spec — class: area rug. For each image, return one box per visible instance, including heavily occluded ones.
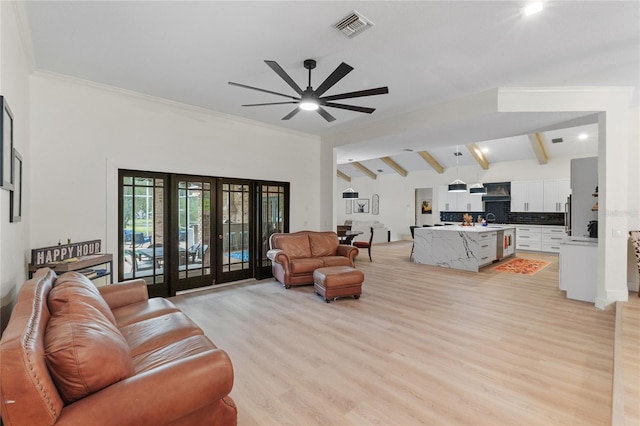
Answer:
[494,258,549,275]
[229,251,249,261]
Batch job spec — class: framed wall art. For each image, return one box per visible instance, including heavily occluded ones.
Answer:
[1,96,14,190]
[345,199,352,214]
[10,148,22,222]
[354,198,369,213]
[372,194,379,215]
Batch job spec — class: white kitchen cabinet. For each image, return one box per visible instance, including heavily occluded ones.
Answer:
[543,179,570,212]
[541,226,566,253]
[478,231,497,266]
[456,191,483,212]
[511,180,543,212]
[438,185,456,211]
[559,240,597,303]
[438,185,483,212]
[515,225,542,251]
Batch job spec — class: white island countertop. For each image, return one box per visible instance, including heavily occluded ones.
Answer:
[413,225,516,272]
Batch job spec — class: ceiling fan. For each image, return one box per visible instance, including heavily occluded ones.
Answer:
[228,59,389,122]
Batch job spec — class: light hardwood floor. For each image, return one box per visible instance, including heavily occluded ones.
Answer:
[172,242,617,425]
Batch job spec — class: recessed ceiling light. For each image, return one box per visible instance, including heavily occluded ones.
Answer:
[481,147,489,154]
[523,2,544,16]
[578,133,588,140]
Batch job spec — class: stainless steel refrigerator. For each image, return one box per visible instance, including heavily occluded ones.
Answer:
[567,157,598,238]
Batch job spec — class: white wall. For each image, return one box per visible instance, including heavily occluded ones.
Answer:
[337,157,573,241]
[1,2,32,331]
[29,74,322,276]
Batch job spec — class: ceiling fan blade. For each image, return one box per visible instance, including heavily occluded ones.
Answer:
[242,101,299,107]
[320,86,389,102]
[228,82,298,100]
[265,60,304,95]
[314,62,354,97]
[282,108,301,120]
[316,107,336,122]
[324,102,375,114]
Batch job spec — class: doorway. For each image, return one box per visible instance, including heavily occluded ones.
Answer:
[118,170,289,296]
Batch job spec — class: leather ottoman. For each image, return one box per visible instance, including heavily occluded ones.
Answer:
[313,266,364,303]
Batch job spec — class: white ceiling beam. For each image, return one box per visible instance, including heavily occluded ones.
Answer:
[381,157,408,177]
[337,170,351,182]
[352,162,377,180]
[465,143,490,170]
[417,151,445,174]
[528,132,549,164]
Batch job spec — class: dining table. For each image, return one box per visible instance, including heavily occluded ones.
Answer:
[339,230,363,245]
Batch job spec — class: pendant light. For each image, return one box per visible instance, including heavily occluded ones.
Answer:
[469,182,487,195]
[448,146,467,192]
[342,187,359,199]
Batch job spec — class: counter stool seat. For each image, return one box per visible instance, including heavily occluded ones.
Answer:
[313,266,364,303]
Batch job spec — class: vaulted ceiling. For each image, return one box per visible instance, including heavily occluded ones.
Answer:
[21,1,639,176]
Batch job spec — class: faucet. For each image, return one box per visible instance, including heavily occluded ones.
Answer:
[486,213,496,223]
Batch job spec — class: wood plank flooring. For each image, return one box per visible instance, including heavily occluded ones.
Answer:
[171,242,617,425]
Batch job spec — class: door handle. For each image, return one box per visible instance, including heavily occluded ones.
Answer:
[218,234,223,240]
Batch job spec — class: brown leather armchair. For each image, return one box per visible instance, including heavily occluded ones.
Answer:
[267,230,358,288]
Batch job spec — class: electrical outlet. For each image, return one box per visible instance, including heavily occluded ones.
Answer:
[612,229,623,238]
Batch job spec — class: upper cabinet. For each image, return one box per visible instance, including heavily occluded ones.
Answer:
[510,180,544,212]
[437,185,483,212]
[512,179,569,213]
[543,179,570,212]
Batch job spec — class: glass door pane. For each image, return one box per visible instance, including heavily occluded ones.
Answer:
[218,180,252,283]
[174,178,214,292]
[256,183,289,278]
[119,172,168,297]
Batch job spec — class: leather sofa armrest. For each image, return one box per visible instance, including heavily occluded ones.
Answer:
[336,245,359,263]
[56,349,234,426]
[98,279,149,310]
[267,249,287,264]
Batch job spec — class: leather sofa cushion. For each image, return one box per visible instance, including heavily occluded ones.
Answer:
[309,232,339,257]
[44,301,134,404]
[320,256,353,267]
[289,258,324,274]
[132,335,217,373]
[111,297,180,327]
[275,234,311,259]
[120,312,204,357]
[48,272,117,325]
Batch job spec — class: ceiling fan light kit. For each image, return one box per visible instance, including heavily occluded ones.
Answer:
[229,59,389,122]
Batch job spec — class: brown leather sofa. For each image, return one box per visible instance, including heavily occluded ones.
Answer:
[267,230,358,288]
[0,268,237,426]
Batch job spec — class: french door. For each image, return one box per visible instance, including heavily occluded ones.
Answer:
[118,170,288,296]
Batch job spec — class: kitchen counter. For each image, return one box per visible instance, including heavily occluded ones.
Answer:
[413,225,516,272]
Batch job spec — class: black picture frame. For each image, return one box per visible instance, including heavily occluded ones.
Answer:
[354,199,370,213]
[1,96,14,191]
[10,148,22,223]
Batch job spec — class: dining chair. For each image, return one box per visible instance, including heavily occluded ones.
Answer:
[336,225,351,243]
[353,226,374,261]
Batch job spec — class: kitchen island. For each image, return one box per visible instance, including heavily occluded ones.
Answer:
[413,225,516,272]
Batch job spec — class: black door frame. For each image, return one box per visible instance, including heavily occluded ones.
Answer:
[119,169,289,297]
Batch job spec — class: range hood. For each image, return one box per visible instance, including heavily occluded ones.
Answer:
[482,182,511,202]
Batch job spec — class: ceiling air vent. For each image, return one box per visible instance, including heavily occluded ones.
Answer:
[551,138,564,144]
[334,11,373,38]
